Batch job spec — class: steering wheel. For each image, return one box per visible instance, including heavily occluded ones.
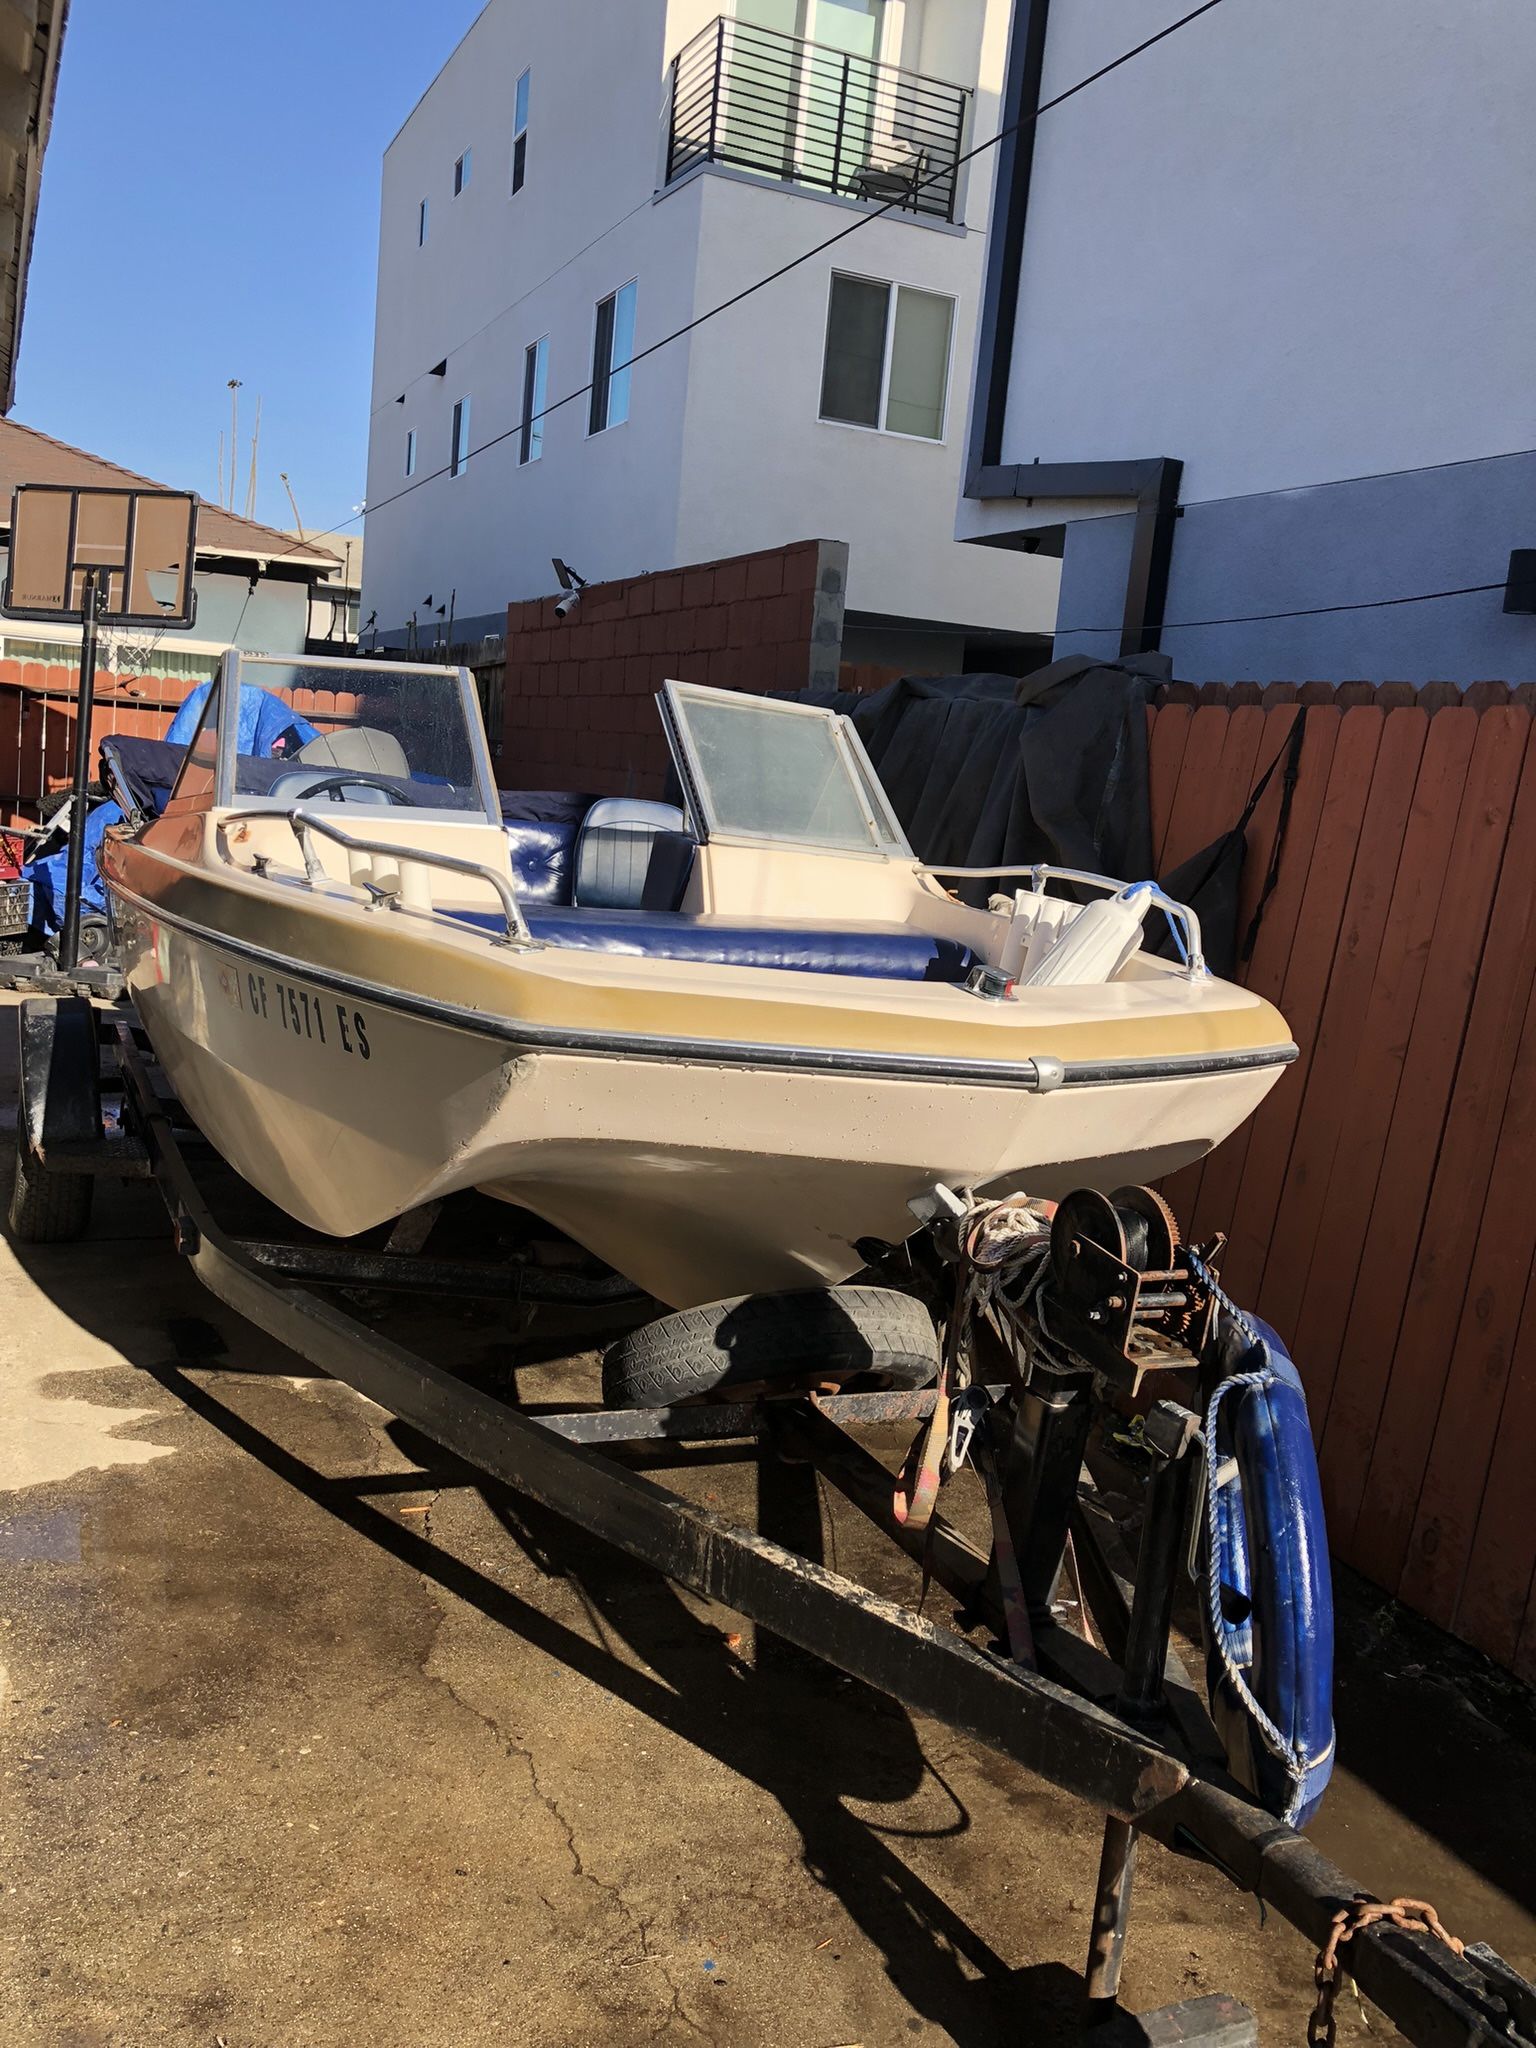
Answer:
[289,772,421,807]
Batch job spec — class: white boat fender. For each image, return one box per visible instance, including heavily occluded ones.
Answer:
[1019,881,1155,988]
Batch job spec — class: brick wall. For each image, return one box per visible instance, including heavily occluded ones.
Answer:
[498,539,848,795]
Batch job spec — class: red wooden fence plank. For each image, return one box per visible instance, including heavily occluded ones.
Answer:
[1221,708,1384,1305]
[0,689,21,821]
[1419,683,1462,713]
[1465,681,1509,710]
[1293,710,1478,1456]
[1318,708,1527,1549]
[1193,708,1338,1249]
[1435,1218,1536,1671]
[1156,706,1269,1226]
[1348,718,1536,1590]
[1254,711,1460,1419]
[1157,706,1237,876]
[1147,703,1193,871]
[1230,705,1303,946]
[1396,976,1536,1643]
[19,690,46,806]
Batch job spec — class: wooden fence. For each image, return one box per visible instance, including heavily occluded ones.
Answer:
[0,659,376,823]
[0,661,188,822]
[1150,678,1536,1675]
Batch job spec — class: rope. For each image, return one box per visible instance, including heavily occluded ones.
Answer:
[1185,1246,1308,1793]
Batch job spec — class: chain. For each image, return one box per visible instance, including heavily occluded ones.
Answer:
[1309,1897,1466,2048]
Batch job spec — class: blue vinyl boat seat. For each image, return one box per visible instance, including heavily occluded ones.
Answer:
[448,902,981,983]
[500,793,600,905]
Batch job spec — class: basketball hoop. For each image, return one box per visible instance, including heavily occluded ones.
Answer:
[1,484,199,969]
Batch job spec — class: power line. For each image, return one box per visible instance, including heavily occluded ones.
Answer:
[262,0,1235,571]
[1055,580,1508,639]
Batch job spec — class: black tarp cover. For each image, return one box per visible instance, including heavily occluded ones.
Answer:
[810,654,1245,977]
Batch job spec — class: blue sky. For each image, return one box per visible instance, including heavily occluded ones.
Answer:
[18,0,485,537]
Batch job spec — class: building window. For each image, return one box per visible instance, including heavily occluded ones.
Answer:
[451,397,471,477]
[404,428,417,477]
[454,147,472,195]
[512,68,530,193]
[418,197,429,245]
[818,273,954,441]
[520,337,548,465]
[589,280,637,435]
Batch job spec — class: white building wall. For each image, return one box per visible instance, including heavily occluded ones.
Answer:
[674,172,1053,630]
[954,0,1536,681]
[364,0,1059,642]
[987,0,1535,505]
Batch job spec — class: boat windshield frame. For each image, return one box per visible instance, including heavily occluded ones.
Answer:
[208,649,501,825]
[657,678,914,862]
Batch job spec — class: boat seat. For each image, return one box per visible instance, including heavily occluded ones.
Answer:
[294,727,411,778]
[499,791,599,905]
[447,903,980,982]
[574,798,689,910]
[505,815,582,903]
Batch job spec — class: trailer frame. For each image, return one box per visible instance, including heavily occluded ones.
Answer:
[15,993,1536,2048]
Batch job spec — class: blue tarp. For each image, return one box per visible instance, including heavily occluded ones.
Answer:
[165,682,317,756]
[27,684,319,933]
[27,799,121,931]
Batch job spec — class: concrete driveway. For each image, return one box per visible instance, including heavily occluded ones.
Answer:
[2,1006,1533,2046]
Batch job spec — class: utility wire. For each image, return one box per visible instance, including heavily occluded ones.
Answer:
[1056,580,1509,638]
[259,0,1235,570]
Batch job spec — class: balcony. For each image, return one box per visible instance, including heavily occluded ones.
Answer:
[665,16,971,226]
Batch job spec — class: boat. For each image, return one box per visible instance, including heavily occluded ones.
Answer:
[98,651,1297,1308]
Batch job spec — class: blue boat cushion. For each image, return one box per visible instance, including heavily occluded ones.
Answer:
[504,816,581,903]
[450,903,981,982]
[1200,1311,1335,1829]
[500,792,599,906]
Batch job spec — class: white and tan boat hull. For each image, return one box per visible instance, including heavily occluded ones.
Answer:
[114,892,1291,1307]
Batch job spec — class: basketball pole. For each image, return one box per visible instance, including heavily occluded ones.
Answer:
[57,566,101,973]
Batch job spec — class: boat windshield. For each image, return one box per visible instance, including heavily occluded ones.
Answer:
[215,654,496,817]
[660,680,911,857]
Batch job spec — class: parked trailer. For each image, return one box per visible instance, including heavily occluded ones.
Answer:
[12,994,1536,2048]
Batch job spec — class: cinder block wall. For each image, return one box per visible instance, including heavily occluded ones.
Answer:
[498,539,847,795]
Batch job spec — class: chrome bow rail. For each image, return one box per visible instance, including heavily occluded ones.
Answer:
[219,808,535,949]
[922,862,1208,980]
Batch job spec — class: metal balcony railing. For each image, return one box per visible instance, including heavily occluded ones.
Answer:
[665,16,971,224]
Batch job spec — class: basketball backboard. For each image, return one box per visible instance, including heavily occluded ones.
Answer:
[2,484,198,627]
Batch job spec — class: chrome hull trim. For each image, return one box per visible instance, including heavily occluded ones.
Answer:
[108,881,1299,1092]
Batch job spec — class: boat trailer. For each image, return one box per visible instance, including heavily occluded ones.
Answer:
[15,993,1536,2048]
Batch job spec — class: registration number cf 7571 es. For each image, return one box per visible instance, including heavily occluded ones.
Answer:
[231,965,372,1061]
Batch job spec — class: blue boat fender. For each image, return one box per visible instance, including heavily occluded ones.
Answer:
[1197,1305,1335,1828]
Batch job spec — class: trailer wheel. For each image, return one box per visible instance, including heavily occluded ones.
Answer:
[7,1120,93,1243]
[602,1286,939,1410]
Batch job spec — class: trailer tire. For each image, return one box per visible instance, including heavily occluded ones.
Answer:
[7,1120,93,1243]
[602,1286,939,1410]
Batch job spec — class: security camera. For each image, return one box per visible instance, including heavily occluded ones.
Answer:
[551,556,589,624]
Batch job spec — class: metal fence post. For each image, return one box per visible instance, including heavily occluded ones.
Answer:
[707,15,725,164]
[664,51,680,183]
[831,53,850,197]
